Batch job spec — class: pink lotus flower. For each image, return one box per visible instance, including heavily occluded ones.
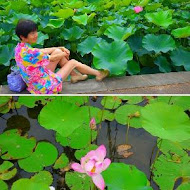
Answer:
[71,145,111,190]
[134,6,143,14]
[90,117,97,130]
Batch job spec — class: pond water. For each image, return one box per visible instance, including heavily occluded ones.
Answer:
[0,97,160,189]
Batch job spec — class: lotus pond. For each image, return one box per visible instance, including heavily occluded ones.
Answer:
[0,0,190,84]
[0,96,190,190]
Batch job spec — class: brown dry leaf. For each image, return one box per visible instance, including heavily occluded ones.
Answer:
[117,144,133,158]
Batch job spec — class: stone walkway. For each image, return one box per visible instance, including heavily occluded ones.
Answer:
[0,71,190,94]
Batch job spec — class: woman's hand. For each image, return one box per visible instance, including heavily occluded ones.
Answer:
[59,47,70,56]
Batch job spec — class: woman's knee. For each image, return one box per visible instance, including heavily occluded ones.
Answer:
[52,48,62,54]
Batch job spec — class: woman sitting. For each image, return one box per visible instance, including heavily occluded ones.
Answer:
[15,19,109,94]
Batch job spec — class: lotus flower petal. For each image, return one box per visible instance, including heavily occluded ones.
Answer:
[71,163,85,173]
[92,174,105,190]
[134,6,143,14]
[96,145,106,161]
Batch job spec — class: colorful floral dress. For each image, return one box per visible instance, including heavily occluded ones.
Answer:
[14,42,62,94]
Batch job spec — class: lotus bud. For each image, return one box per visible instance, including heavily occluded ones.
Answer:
[134,6,143,14]
[90,117,97,130]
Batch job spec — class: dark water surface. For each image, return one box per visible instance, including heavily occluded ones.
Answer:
[0,97,159,190]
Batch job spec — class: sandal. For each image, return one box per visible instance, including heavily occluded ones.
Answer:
[96,70,109,81]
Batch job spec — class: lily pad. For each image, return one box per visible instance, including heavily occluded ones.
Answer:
[98,110,115,122]
[104,25,136,41]
[154,56,172,73]
[92,40,133,76]
[101,96,122,110]
[18,142,58,172]
[118,96,143,104]
[171,26,190,38]
[78,36,102,56]
[170,47,190,71]
[56,124,97,149]
[141,102,190,142]
[74,144,98,160]
[145,10,173,28]
[142,34,176,54]
[39,100,89,137]
[0,129,36,160]
[0,96,12,113]
[59,96,88,106]
[153,153,190,190]
[0,161,17,180]
[0,180,8,190]
[53,153,69,169]
[73,13,88,25]
[65,172,92,190]
[115,104,142,128]
[102,163,152,190]
[62,26,84,41]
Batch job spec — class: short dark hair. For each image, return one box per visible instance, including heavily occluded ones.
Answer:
[15,19,38,40]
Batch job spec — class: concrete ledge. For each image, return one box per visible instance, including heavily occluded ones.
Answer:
[0,71,190,94]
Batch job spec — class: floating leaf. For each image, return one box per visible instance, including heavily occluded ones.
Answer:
[58,96,88,106]
[65,172,92,190]
[98,110,115,122]
[154,56,172,73]
[39,100,89,137]
[53,153,69,169]
[74,144,98,160]
[0,96,12,114]
[18,142,58,172]
[115,104,142,128]
[78,36,102,56]
[56,124,97,149]
[170,47,190,71]
[141,102,190,142]
[102,163,152,190]
[145,10,173,28]
[73,13,88,25]
[92,40,133,75]
[142,34,176,53]
[0,129,36,160]
[101,96,122,110]
[118,96,143,104]
[0,161,17,180]
[62,26,84,41]
[171,26,190,38]
[153,153,190,190]
[0,180,8,190]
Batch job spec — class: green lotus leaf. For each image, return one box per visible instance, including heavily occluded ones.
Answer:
[142,34,176,54]
[73,13,88,25]
[57,96,88,106]
[46,18,64,28]
[56,124,97,149]
[171,26,190,38]
[158,138,190,157]
[0,129,36,160]
[62,26,84,41]
[145,10,173,28]
[170,47,190,71]
[102,163,152,190]
[36,31,49,46]
[139,54,155,67]
[145,3,162,11]
[0,96,12,113]
[115,104,142,128]
[65,172,92,190]
[18,142,58,172]
[101,96,122,109]
[75,144,98,160]
[87,12,96,23]
[126,60,140,75]
[92,40,133,75]
[128,36,150,56]
[38,100,89,137]
[18,96,54,108]
[0,45,14,66]
[98,110,115,122]
[153,153,190,190]
[0,180,8,190]
[53,153,69,169]
[118,96,143,104]
[78,36,102,56]
[154,56,172,73]
[0,161,17,180]
[141,102,190,142]
[11,178,50,190]
[177,183,190,190]
[30,171,53,186]
[138,0,150,6]
[104,25,136,41]
[51,8,74,19]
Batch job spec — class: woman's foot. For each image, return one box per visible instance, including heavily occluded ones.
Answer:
[71,74,88,83]
[96,70,109,81]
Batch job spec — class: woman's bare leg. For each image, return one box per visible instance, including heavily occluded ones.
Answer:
[57,59,100,81]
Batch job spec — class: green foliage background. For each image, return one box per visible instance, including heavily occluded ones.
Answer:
[0,0,189,84]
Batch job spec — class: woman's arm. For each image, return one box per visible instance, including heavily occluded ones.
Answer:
[40,47,57,54]
[49,51,67,62]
